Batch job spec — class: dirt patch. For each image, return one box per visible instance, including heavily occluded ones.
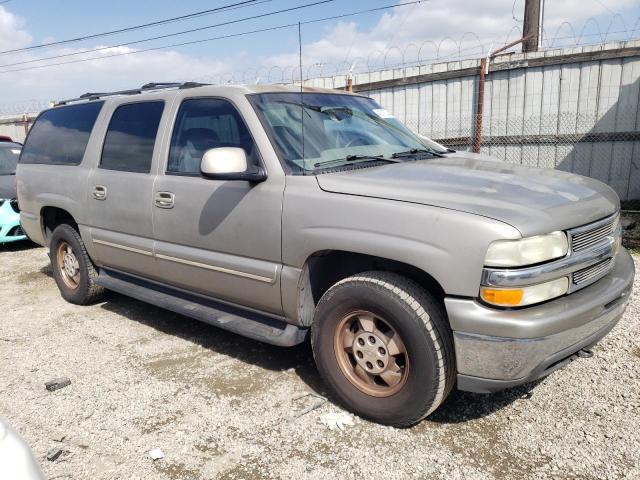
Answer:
[136,412,184,435]
[156,462,201,480]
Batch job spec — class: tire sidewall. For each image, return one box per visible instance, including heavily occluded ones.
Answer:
[50,225,93,304]
[312,278,444,426]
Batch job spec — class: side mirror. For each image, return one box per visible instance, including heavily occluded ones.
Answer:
[200,147,266,182]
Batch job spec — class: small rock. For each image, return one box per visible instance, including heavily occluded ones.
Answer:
[45,377,71,392]
[52,433,66,442]
[148,448,164,460]
[46,448,63,462]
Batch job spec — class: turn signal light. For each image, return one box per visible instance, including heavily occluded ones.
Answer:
[480,277,569,307]
[480,288,524,306]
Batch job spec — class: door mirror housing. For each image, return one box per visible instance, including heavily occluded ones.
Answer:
[200,147,266,182]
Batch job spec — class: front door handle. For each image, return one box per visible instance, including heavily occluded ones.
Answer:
[93,185,107,201]
[154,191,175,209]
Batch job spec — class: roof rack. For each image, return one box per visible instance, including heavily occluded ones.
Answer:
[55,81,210,106]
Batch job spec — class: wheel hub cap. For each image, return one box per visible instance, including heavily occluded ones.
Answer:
[352,332,389,375]
[63,253,78,277]
[56,241,80,290]
[333,310,410,397]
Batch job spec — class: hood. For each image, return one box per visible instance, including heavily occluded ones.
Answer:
[316,156,619,237]
[0,175,16,200]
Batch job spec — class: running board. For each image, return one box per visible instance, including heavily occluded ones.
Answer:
[96,269,308,347]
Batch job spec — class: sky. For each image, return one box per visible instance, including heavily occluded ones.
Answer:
[0,0,639,110]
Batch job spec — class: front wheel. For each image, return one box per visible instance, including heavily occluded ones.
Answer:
[50,224,105,305]
[311,271,455,427]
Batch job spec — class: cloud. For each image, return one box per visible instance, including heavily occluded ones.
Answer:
[0,0,638,107]
[0,6,31,52]
[0,44,232,104]
[261,0,640,75]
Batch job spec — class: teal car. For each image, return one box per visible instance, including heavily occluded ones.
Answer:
[0,142,26,244]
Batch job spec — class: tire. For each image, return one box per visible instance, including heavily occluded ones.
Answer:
[311,271,455,427]
[49,224,105,305]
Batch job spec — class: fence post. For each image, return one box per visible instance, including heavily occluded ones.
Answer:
[345,77,353,92]
[472,58,486,153]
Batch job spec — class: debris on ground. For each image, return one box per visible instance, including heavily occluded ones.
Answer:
[292,392,327,419]
[148,448,165,461]
[45,378,71,392]
[46,448,63,462]
[319,411,355,431]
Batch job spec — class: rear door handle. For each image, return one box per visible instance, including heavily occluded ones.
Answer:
[93,185,107,200]
[154,191,175,209]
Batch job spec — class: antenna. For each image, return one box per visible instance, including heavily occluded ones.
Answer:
[298,22,306,171]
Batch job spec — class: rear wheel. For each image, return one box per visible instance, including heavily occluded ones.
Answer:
[311,271,455,427]
[50,224,105,305]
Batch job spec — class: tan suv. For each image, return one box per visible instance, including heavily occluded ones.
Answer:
[17,82,634,426]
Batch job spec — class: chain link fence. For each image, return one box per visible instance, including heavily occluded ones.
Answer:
[397,111,640,210]
[354,43,640,211]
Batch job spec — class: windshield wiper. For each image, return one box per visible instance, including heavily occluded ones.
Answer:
[314,154,400,168]
[391,148,443,159]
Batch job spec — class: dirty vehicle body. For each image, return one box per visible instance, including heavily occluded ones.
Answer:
[0,142,26,244]
[17,83,634,426]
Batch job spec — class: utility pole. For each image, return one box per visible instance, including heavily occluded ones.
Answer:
[522,0,542,52]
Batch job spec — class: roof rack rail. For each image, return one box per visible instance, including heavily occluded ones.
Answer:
[55,81,210,106]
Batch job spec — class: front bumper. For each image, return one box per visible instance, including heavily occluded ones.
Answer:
[446,248,635,393]
[0,200,26,244]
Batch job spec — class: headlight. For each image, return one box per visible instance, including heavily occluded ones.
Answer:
[485,231,568,267]
[480,277,569,307]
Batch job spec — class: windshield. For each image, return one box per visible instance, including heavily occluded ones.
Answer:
[250,93,434,173]
[0,144,21,175]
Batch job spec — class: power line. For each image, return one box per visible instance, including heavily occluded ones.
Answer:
[0,0,335,68]
[0,0,263,55]
[0,1,425,75]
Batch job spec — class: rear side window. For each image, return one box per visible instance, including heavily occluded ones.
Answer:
[100,101,164,173]
[20,102,103,165]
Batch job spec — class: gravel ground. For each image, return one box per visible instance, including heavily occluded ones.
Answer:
[1,243,639,480]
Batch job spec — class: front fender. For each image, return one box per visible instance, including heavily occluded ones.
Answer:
[282,176,520,298]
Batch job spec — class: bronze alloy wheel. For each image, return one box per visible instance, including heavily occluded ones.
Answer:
[333,310,409,397]
[56,241,81,290]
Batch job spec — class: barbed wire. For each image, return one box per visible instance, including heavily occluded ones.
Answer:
[1,14,639,115]
[184,14,640,87]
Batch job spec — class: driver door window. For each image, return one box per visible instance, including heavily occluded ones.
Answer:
[168,98,259,174]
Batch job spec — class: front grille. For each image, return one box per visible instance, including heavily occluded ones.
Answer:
[571,216,617,252]
[573,258,614,286]
[9,199,19,213]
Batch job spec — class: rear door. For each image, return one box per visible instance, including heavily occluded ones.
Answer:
[86,99,168,277]
[151,95,284,314]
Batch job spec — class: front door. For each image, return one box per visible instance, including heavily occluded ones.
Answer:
[151,97,284,314]
[87,100,166,277]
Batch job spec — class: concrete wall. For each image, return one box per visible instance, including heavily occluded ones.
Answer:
[0,115,35,143]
